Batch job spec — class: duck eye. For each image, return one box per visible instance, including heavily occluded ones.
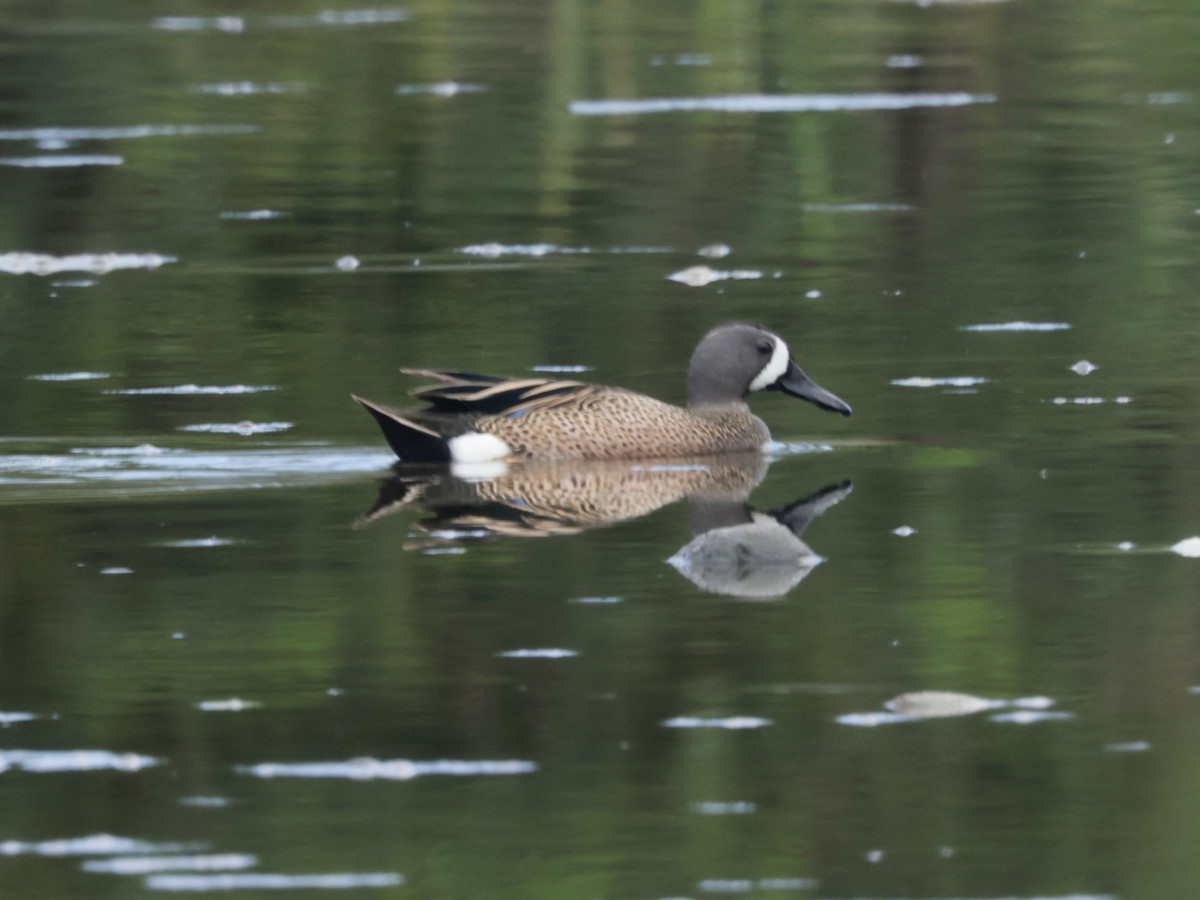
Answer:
[756,341,773,355]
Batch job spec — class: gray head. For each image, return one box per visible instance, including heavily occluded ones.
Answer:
[685,322,852,416]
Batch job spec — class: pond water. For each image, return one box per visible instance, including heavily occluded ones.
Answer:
[2,0,1200,897]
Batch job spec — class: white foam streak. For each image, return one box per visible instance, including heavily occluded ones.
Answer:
[84,854,258,875]
[152,16,245,32]
[146,872,405,891]
[0,253,173,276]
[663,716,772,730]
[458,242,673,257]
[570,92,996,116]
[106,384,276,395]
[892,376,988,388]
[177,422,293,435]
[1170,537,1200,558]
[240,758,537,781]
[803,202,915,212]
[668,265,763,287]
[960,321,1071,332]
[0,835,198,857]
[0,125,259,142]
[0,749,160,773]
[0,155,123,168]
[395,81,486,96]
[498,648,579,658]
[196,699,260,712]
[27,372,110,382]
[219,209,286,220]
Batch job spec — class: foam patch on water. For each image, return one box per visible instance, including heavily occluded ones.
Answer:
[152,16,246,32]
[960,321,1071,332]
[0,712,38,726]
[803,202,915,212]
[106,384,276,395]
[989,710,1075,724]
[692,801,757,815]
[1169,537,1200,557]
[0,750,160,773]
[219,209,287,220]
[570,92,996,116]
[892,376,989,388]
[569,596,623,605]
[194,82,307,96]
[196,698,261,712]
[529,364,592,373]
[178,796,232,808]
[1104,741,1151,753]
[0,155,123,167]
[155,8,408,32]
[0,125,259,142]
[663,716,773,730]
[161,537,236,548]
[146,872,404,892]
[313,8,410,26]
[457,242,673,258]
[177,422,294,435]
[0,253,174,276]
[1050,396,1132,406]
[27,372,110,382]
[667,265,763,287]
[838,692,1059,726]
[498,648,579,659]
[0,835,200,857]
[699,878,819,892]
[766,441,834,456]
[0,447,393,495]
[650,53,714,66]
[240,758,537,781]
[395,81,486,96]
[426,528,491,541]
[84,854,258,875]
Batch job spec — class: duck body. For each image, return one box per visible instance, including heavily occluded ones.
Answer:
[354,322,851,463]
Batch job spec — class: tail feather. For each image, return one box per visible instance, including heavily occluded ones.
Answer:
[352,394,451,462]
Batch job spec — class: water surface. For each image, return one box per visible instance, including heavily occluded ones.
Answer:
[2,1,1200,898]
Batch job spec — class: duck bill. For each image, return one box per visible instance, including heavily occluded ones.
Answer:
[768,360,852,417]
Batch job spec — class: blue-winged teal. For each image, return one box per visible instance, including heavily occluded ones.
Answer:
[353,321,851,462]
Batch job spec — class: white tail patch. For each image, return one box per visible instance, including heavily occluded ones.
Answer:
[748,337,790,392]
[447,432,511,464]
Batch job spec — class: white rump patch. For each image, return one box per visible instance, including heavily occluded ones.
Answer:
[748,337,790,392]
[447,432,511,464]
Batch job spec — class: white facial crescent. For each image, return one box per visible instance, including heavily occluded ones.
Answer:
[748,337,790,392]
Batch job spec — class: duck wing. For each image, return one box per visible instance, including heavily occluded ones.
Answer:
[403,369,591,418]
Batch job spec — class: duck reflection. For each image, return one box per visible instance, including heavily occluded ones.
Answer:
[359,454,850,598]
[670,479,852,598]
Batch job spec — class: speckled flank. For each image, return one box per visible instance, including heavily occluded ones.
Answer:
[477,387,771,460]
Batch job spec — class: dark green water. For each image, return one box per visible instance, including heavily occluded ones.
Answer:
[3,1,1200,897]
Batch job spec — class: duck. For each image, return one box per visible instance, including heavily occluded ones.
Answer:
[352,321,851,463]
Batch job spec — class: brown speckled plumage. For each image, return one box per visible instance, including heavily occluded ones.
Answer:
[478,386,770,459]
